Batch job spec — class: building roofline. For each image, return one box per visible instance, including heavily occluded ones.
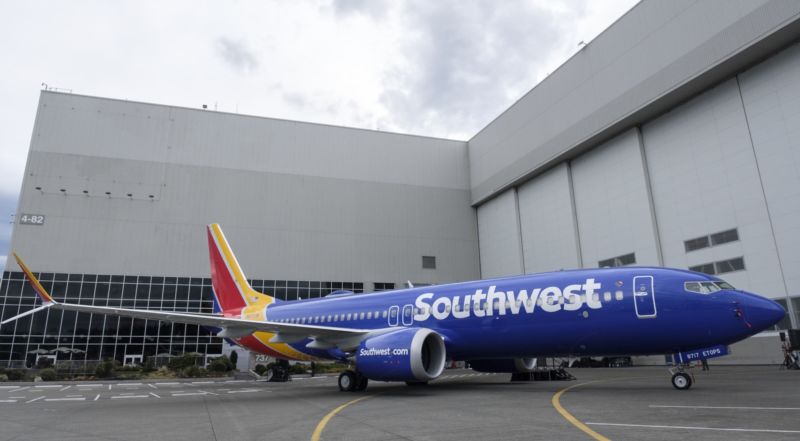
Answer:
[40,90,468,145]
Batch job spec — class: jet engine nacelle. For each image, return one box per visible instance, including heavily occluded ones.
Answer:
[356,327,446,382]
[468,357,537,373]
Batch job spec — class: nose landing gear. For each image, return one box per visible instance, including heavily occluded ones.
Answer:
[669,365,694,390]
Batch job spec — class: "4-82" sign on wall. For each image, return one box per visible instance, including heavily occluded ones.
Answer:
[18,214,45,225]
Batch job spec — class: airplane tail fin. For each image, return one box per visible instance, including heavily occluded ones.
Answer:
[207,224,275,312]
[1,253,57,325]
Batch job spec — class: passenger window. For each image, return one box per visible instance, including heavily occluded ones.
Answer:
[359,312,365,320]
[615,291,624,301]
[382,310,388,318]
[367,312,372,319]
[603,292,611,302]
[346,313,352,320]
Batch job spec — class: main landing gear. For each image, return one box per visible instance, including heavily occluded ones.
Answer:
[338,370,368,392]
[669,365,694,390]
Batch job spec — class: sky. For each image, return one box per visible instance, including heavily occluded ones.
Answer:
[0,0,639,270]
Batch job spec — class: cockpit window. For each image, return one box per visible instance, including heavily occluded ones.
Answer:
[716,281,735,290]
[684,281,734,294]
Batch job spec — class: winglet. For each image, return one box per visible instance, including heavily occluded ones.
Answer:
[12,252,56,304]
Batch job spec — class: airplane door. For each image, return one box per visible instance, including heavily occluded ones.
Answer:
[388,305,400,326]
[402,304,414,326]
[633,275,657,318]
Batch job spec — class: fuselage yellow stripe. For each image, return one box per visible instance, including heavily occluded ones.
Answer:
[251,331,317,361]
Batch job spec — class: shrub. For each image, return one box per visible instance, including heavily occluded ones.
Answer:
[229,351,238,369]
[95,359,118,379]
[36,357,54,369]
[179,365,205,378]
[208,357,233,373]
[39,368,58,381]
[0,374,8,382]
[5,369,27,381]
[142,358,157,373]
[168,354,197,371]
[289,363,308,375]
[254,364,268,376]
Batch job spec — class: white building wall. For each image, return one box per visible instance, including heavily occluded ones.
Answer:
[477,190,523,278]
[571,129,660,268]
[11,92,480,285]
[517,164,580,273]
[468,0,800,204]
[738,42,800,297]
[642,79,786,298]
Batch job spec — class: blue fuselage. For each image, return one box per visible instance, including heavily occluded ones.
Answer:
[260,267,785,361]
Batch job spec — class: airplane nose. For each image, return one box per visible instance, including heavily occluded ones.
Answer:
[744,295,786,331]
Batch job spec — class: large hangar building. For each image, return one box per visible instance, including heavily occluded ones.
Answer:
[2,0,800,367]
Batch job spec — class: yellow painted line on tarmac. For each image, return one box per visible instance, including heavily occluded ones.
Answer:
[311,395,374,441]
[552,380,612,441]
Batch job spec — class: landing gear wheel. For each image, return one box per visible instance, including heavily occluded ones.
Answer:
[671,372,692,390]
[355,374,368,391]
[338,370,357,392]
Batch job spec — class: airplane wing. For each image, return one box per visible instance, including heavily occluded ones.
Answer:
[4,253,372,350]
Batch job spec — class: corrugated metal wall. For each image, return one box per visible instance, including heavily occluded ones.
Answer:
[11,93,479,286]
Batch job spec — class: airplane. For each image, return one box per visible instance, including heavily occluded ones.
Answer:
[3,223,786,391]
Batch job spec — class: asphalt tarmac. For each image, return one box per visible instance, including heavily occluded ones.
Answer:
[0,366,797,441]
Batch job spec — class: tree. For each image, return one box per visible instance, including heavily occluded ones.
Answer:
[229,351,238,369]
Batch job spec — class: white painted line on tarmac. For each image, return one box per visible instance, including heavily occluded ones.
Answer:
[586,422,800,434]
[227,389,261,394]
[191,381,214,384]
[155,382,179,386]
[0,399,17,403]
[224,380,246,383]
[198,390,218,395]
[149,392,161,398]
[93,394,100,401]
[147,383,158,389]
[650,405,800,411]
[172,392,207,397]
[45,397,86,402]
[25,396,45,403]
[11,387,29,392]
[111,395,149,399]
[66,395,83,398]
[108,384,112,390]
[0,385,18,389]
[122,383,142,386]
[35,385,63,388]
[59,386,71,391]
[9,396,26,399]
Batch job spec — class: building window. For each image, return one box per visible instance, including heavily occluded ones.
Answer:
[0,270,368,367]
[598,253,636,268]
[684,228,739,252]
[373,283,395,292]
[422,256,436,269]
[689,257,745,275]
